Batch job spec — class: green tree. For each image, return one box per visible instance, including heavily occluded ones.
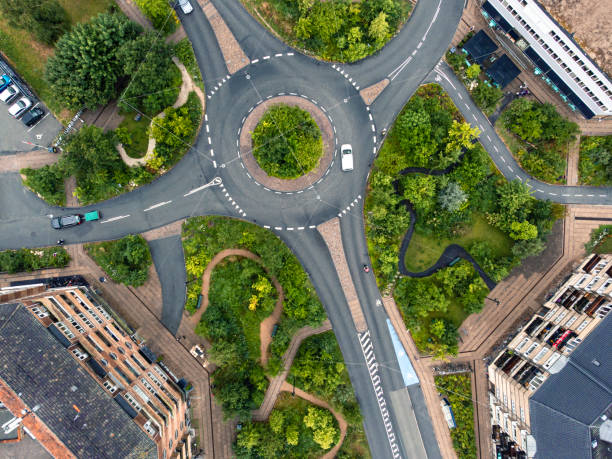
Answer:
[472,82,503,112]
[303,406,338,450]
[269,410,285,434]
[0,0,69,45]
[465,64,480,80]
[511,238,546,259]
[438,182,468,212]
[509,220,538,241]
[21,165,66,206]
[444,121,480,161]
[396,109,435,166]
[402,174,437,213]
[45,13,142,109]
[369,11,389,46]
[86,235,152,287]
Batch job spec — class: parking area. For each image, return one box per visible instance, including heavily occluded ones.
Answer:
[0,58,62,155]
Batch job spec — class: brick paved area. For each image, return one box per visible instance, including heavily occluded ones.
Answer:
[252,320,331,421]
[316,218,367,332]
[0,150,58,173]
[566,136,580,186]
[239,96,334,192]
[199,0,250,74]
[360,79,390,105]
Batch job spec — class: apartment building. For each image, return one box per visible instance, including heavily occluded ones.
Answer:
[480,0,612,119]
[488,253,612,458]
[0,285,192,459]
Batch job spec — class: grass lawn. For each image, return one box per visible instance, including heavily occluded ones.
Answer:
[0,0,114,120]
[118,116,150,158]
[404,214,513,272]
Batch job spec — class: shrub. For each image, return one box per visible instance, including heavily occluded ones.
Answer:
[0,0,69,45]
[134,0,178,34]
[85,235,152,287]
[0,247,70,273]
[251,104,323,179]
[21,164,66,206]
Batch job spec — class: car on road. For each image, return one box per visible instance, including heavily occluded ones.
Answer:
[8,97,32,118]
[177,0,193,14]
[0,74,10,92]
[0,85,19,103]
[51,214,83,229]
[341,144,354,171]
[21,107,44,126]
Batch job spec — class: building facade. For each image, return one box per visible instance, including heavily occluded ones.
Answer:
[487,253,612,458]
[0,285,192,459]
[480,0,612,119]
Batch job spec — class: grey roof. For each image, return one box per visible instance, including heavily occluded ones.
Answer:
[0,303,157,459]
[530,313,612,459]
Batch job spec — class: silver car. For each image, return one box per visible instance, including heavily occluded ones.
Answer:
[8,97,32,118]
[177,0,193,14]
[0,85,19,103]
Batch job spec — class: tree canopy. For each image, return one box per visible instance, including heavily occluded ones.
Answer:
[86,235,152,287]
[45,13,142,110]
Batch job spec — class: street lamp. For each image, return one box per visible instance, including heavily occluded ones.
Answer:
[486,296,501,306]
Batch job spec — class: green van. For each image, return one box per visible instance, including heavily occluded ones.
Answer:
[84,210,100,222]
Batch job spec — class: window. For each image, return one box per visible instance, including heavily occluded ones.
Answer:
[533,347,548,363]
[124,361,140,377]
[104,326,119,342]
[56,321,75,340]
[525,343,538,356]
[565,316,578,328]
[110,352,118,360]
[153,365,169,381]
[71,348,89,361]
[169,439,173,449]
[124,393,142,412]
[118,347,126,355]
[141,378,158,396]
[511,399,516,414]
[31,305,49,318]
[103,380,117,394]
[515,338,530,352]
[503,394,508,406]
[77,312,94,329]
[520,407,525,422]
[143,420,157,437]
[125,341,133,350]
[175,429,178,440]
[67,317,85,334]
[577,320,589,332]
[148,372,163,388]
[100,358,109,366]
[554,310,568,324]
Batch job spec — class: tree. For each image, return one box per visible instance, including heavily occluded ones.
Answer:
[509,220,538,241]
[396,108,435,166]
[472,82,503,112]
[369,11,389,46]
[402,174,437,213]
[269,410,285,434]
[444,121,480,158]
[45,13,142,110]
[303,406,338,450]
[118,32,179,114]
[511,238,546,259]
[86,235,152,287]
[438,182,467,213]
[0,0,69,45]
[465,64,481,80]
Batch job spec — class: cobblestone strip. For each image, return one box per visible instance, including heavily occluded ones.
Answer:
[252,320,332,421]
[359,78,390,105]
[316,218,367,332]
[201,1,250,74]
[0,150,58,173]
[566,135,581,186]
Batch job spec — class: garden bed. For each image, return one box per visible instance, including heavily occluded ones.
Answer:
[578,136,612,186]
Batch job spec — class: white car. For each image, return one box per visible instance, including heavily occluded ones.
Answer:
[8,97,31,118]
[177,0,193,14]
[0,85,19,103]
[341,144,354,171]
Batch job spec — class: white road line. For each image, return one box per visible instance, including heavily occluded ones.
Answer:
[298,226,304,230]
[274,226,282,230]
[275,53,282,57]
[458,94,463,100]
[144,201,172,212]
[287,227,294,231]
[417,42,423,49]
[587,194,594,197]
[575,194,583,197]
[537,189,544,192]
[501,157,506,163]
[486,135,491,141]
[549,192,557,196]
[101,215,130,224]
[287,52,294,56]
[263,56,270,60]
[508,166,514,172]
[309,225,316,229]
[494,146,499,152]
[252,59,259,64]
[465,103,470,109]
[264,225,270,229]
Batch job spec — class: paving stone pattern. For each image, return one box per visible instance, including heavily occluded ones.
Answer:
[359,78,390,105]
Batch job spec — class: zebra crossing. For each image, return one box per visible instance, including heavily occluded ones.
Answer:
[358,330,402,459]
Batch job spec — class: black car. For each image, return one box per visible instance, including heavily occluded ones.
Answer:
[21,107,44,127]
[51,214,83,229]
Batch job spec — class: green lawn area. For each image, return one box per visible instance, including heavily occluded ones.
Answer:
[404,214,513,273]
[117,116,150,158]
[0,0,114,119]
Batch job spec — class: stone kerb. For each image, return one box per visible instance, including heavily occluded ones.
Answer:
[239,96,335,192]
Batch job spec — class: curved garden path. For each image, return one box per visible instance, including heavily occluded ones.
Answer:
[252,320,332,421]
[279,381,348,459]
[187,248,284,365]
[394,162,498,290]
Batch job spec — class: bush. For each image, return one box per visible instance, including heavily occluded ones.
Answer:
[471,81,503,114]
[134,0,178,34]
[579,136,612,186]
[0,247,70,273]
[150,92,202,169]
[436,374,477,459]
[252,104,323,179]
[0,0,69,45]
[174,38,203,88]
[85,235,152,287]
[21,165,66,206]
[517,148,566,183]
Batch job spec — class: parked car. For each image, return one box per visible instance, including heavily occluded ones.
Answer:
[21,107,44,127]
[0,85,19,103]
[177,0,193,14]
[51,214,83,229]
[0,74,10,92]
[341,144,354,171]
[8,97,32,118]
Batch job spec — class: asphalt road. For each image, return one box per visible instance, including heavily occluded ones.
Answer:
[1,0,610,457]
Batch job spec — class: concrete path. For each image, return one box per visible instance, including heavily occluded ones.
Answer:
[279,381,348,459]
[0,150,58,173]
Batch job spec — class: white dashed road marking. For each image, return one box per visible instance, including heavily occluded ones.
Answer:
[143,201,172,212]
[101,215,130,224]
